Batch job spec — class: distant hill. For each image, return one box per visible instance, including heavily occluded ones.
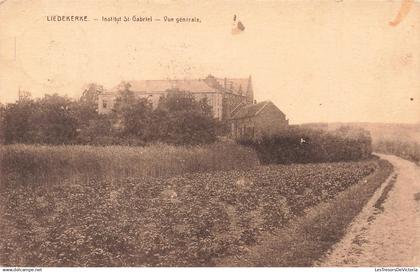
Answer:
[299,122,420,143]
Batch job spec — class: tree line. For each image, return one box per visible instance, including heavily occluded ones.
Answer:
[0,83,219,146]
[374,140,420,164]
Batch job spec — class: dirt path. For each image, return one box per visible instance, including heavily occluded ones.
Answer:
[320,154,420,266]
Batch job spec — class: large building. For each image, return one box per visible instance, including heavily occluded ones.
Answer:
[98,74,290,138]
[98,75,254,120]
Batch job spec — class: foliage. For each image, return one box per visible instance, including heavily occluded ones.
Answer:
[74,83,104,127]
[151,90,216,145]
[0,158,378,266]
[111,83,153,140]
[0,86,217,146]
[35,95,79,144]
[80,83,103,106]
[2,94,78,145]
[239,126,372,164]
[374,140,420,164]
[75,115,114,145]
[2,99,38,143]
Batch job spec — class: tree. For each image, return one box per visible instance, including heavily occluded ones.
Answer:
[80,83,103,105]
[76,83,104,126]
[3,97,40,144]
[153,90,216,145]
[112,82,153,140]
[1,85,217,146]
[35,94,79,144]
[3,93,79,145]
[76,114,114,145]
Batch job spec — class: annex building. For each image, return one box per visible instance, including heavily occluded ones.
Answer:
[229,101,289,140]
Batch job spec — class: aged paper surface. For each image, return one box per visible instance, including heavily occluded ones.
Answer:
[1,0,419,123]
[0,0,419,268]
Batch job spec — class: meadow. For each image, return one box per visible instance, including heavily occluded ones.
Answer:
[0,143,393,266]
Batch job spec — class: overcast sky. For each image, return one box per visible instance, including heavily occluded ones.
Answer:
[0,0,419,124]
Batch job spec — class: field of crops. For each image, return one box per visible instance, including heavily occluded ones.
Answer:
[0,143,259,187]
[0,160,378,266]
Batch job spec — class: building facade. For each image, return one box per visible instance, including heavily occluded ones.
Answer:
[230,101,289,140]
[98,75,253,121]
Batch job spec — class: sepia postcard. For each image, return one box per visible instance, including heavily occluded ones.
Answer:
[0,0,419,270]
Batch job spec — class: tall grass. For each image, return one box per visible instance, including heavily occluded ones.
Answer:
[0,142,259,187]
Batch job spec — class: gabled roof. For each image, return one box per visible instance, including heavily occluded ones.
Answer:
[231,101,284,119]
[103,75,252,96]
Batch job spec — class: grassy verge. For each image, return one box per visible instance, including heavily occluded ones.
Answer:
[217,158,393,266]
[373,174,397,212]
[0,142,259,187]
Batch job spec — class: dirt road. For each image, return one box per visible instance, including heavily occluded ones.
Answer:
[320,154,420,266]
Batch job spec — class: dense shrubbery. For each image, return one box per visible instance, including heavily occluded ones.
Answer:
[0,84,218,146]
[146,90,217,145]
[239,126,372,164]
[2,95,78,145]
[374,140,420,164]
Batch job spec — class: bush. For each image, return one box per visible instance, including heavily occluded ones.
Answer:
[149,90,217,145]
[374,140,420,164]
[239,126,372,164]
[2,95,78,145]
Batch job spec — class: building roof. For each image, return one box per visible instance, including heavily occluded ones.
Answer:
[231,101,284,119]
[103,75,251,96]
